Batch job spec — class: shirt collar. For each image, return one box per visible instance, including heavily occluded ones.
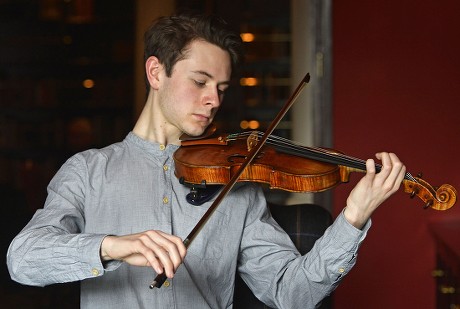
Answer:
[125,131,179,157]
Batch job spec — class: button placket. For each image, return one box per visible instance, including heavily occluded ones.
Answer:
[161,147,172,208]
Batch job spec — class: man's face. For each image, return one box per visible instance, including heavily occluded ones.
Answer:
[156,39,232,137]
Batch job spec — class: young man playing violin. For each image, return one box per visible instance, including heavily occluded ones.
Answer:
[7,12,406,309]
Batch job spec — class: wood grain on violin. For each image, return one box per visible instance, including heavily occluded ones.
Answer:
[175,131,457,211]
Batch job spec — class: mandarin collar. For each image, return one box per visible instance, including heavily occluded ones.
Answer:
[125,131,179,157]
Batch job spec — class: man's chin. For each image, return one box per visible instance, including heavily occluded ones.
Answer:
[182,126,208,138]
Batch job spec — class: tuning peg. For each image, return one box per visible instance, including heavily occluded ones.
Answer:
[410,187,419,199]
[423,199,434,209]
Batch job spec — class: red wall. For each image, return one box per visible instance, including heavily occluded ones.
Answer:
[332,1,460,308]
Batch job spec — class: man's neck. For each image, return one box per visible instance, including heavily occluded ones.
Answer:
[133,97,182,146]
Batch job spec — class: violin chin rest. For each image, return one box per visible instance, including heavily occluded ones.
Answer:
[186,185,223,206]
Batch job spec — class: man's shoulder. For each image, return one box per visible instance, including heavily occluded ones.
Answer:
[65,137,129,168]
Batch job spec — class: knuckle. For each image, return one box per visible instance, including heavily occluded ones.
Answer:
[133,238,145,247]
[382,164,392,171]
[382,183,393,191]
[144,230,159,237]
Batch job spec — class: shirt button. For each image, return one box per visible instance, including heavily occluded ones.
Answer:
[91,268,100,276]
[163,165,169,171]
[159,144,165,150]
[163,280,170,287]
[163,197,169,204]
[338,268,345,273]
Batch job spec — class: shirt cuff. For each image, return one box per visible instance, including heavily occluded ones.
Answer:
[77,234,122,278]
[333,209,371,253]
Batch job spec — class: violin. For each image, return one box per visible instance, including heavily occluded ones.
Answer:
[175,130,457,211]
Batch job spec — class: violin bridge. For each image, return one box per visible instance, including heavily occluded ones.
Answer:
[247,131,259,152]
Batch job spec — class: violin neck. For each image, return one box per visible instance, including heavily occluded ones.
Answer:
[240,132,417,182]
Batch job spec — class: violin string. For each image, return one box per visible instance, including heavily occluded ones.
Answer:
[227,132,417,182]
[228,131,367,168]
[266,134,418,182]
[264,133,417,182]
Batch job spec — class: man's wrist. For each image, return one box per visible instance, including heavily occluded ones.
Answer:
[100,235,114,262]
[343,206,367,230]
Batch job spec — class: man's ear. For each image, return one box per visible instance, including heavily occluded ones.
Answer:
[145,56,162,90]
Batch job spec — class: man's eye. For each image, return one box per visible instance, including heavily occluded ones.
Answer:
[194,80,206,87]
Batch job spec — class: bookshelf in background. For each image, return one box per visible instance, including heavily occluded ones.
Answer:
[0,0,134,212]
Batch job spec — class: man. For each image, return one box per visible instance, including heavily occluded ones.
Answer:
[7,12,406,308]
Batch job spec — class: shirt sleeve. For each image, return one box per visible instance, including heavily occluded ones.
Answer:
[6,155,120,287]
[238,188,370,309]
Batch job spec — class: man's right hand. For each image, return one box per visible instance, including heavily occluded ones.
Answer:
[100,230,186,279]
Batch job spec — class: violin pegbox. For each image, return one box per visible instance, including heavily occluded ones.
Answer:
[402,176,457,211]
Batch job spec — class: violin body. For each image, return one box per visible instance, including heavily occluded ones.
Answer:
[174,136,344,193]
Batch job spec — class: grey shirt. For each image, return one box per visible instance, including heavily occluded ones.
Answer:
[7,132,369,309]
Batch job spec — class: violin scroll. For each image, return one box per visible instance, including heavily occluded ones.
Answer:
[402,177,457,211]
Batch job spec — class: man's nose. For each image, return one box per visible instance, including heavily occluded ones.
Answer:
[204,87,221,107]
